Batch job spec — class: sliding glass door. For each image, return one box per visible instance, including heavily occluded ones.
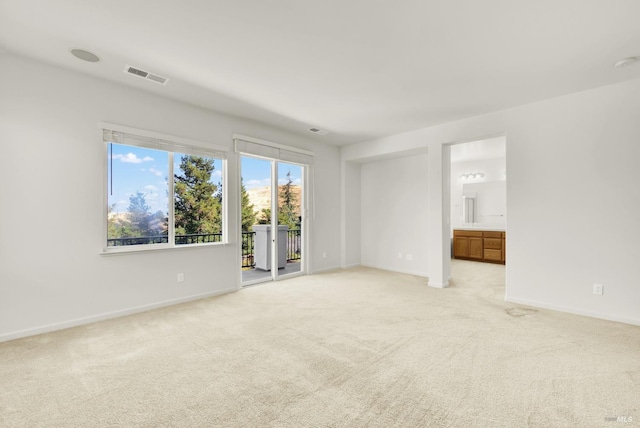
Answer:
[275,161,303,279]
[240,156,304,285]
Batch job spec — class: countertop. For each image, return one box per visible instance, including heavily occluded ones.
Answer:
[453,226,506,232]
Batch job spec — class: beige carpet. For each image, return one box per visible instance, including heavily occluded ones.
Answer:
[1,261,638,427]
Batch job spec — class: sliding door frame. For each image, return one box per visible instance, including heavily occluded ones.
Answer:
[238,154,308,287]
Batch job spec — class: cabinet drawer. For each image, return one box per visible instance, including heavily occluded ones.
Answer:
[483,231,503,238]
[484,249,503,261]
[484,238,502,250]
[454,230,483,238]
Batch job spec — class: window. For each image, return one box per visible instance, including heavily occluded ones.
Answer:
[103,126,226,251]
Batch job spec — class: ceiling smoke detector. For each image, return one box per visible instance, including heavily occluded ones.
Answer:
[70,49,100,63]
[309,127,329,135]
[124,65,169,85]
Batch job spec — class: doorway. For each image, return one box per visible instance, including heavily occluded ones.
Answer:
[240,155,304,285]
[447,136,507,290]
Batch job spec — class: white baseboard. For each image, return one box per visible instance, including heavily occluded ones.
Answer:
[428,281,450,289]
[309,264,343,274]
[340,263,361,270]
[505,295,640,327]
[360,263,428,279]
[0,287,237,343]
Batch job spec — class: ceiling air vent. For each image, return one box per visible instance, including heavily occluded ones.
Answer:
[124,65,169,85]
[309,127,329,135]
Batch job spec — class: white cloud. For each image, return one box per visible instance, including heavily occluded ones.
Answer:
[245,177,301,188]
[244,178,271,189]
[112,152,154,164]
[142,186,161,207]
[145,192,159,203]
[149,167,163,177]
[107,199,128,214]
[278,177,301,186]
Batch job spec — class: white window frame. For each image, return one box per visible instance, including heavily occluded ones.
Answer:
[101,122,229,254]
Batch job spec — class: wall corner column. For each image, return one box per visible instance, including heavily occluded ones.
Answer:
[340,159,361,269]
[427,143,451,288]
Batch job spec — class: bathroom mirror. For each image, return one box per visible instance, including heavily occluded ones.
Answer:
[462,192,477,224]
[461,182,506,226]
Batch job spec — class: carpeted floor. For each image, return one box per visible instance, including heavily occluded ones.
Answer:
[1,261,638,427]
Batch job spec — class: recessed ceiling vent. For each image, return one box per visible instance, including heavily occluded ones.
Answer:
[124,65,169,85]
[309,127,329,135]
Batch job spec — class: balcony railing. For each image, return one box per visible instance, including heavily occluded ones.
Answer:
[241,229,301,268]
[107,229,301,269]
[241,231,255,268]
[107,233,222,247]
[175,233,223,245]
[285,229,301,262]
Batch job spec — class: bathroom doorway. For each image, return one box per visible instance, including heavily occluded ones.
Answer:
[448,137,507,292]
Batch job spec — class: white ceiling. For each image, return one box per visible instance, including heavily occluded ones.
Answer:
[1,0,640,146]
[450,137,505,163]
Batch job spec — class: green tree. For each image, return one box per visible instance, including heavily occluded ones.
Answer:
[107,203,137,239]
[255,172,300,230]
[174,155,221,235]
[241,178,257,232]
[107,203,119,238]
[128,191,152,236]
[257,207,271,224]
[279,171,299,230]
[150,210,168,235]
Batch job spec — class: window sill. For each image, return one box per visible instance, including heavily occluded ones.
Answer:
[100,241,228,256]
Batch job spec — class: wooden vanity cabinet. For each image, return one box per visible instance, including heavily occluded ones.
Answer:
[453,231,483,259]
[453,230,506,264]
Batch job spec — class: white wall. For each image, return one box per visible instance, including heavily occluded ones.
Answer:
[342,77,640,326]
[340,161,361,268]
[0,53,341,341]
[360,154,428,277]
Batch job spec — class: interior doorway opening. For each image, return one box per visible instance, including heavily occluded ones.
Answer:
[447,136,507,291]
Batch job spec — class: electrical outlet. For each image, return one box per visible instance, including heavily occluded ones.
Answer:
[593,283,603,295]
[398,252,403,259]
[322,252,327,259]
[406,254,413,261]
[177,273,184,283]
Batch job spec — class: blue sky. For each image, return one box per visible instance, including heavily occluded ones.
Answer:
[108,145,168,214]
[108,144,221,214]
[107,145,301,214]
[241,156,302,189]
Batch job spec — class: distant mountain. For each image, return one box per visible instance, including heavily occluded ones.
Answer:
[245,185,302,215]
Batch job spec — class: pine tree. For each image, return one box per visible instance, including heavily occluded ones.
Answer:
[254,172,300,230]
[279,170,299,230]
[128,191,152,236]
[174,155,221,235]
[258,208,271,224]
[240,178,257,232]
